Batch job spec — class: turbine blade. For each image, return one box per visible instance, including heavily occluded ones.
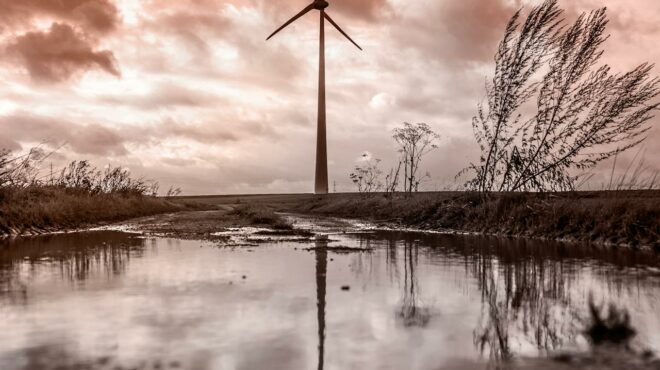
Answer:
[323,12,362,51]
[266,4,315,40]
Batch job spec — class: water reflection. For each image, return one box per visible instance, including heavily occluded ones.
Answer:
[315,239,327,370]
[471,244,579,362]
[0,229,658,369]
[0,231,144,306]
[361,231,660,363]
[396,240,431,327]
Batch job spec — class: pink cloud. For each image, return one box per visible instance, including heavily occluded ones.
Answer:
[7,23,120,82]
[0,0,119,33]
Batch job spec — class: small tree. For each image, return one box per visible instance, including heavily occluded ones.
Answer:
[350,153,383,193]
[466,0,660,193]
[393,122,440,193]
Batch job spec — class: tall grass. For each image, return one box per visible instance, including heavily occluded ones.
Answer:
[604,149,659,191]
[0,149,182,237]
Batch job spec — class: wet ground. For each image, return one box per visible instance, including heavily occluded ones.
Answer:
[1,214,659,369]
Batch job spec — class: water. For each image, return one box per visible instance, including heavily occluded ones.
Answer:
[1,225,659,370]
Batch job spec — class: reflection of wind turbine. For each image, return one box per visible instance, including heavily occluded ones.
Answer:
[314,239,328,370]
[267,0,362,194]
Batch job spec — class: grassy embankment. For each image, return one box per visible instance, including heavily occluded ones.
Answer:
[182,191,659,249]
[0,186,192,237]
[0,152,201,237]
[294,192,660,249]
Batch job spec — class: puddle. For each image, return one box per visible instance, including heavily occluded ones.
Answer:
[1,224,659,370]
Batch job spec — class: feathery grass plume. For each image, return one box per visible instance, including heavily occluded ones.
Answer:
[465,0,660,193]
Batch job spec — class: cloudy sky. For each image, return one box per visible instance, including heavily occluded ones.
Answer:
[1,0,659,194]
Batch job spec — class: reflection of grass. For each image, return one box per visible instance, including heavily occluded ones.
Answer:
[230,204,293,230]
[586,298,636,346]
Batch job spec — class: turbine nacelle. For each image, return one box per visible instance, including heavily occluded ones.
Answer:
[313,0,329,10]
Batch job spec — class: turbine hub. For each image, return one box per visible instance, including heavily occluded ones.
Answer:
[313,0,329,10]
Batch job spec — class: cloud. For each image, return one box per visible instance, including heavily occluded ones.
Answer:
[155,119,241,145]
[393,0,520,64]
[142,10,233,55]
[330,0,391,22]
[0,112,279,157]
[0,0,658,194]
[69,123,127,155]
[0,113,127,156]
[6,23,120,82]
[98,83,226,110]
[0,0,119,33]
[134,0,310,92]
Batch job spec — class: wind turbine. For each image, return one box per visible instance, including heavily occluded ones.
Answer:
[267,0,362,195]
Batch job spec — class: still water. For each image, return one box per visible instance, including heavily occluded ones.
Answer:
[1,225,659,370]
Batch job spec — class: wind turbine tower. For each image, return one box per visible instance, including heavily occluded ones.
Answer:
[267,0,362,194]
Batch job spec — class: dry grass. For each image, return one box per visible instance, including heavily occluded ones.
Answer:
[0,186,189,236]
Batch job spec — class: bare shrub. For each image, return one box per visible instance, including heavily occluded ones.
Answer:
[393,122,439,193]
[465,0,660,193]
[349,153,383,193]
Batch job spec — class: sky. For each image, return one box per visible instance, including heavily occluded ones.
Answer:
[0,0,659,195]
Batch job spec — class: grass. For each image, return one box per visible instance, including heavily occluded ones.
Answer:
[284,191,659,249]
[0,186,193,237]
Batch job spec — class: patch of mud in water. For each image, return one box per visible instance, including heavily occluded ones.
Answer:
[283,214,378,235]
[211,227,274,237]
[89,223,143,234]
[304,245,372,254]
[210,227,315,246]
